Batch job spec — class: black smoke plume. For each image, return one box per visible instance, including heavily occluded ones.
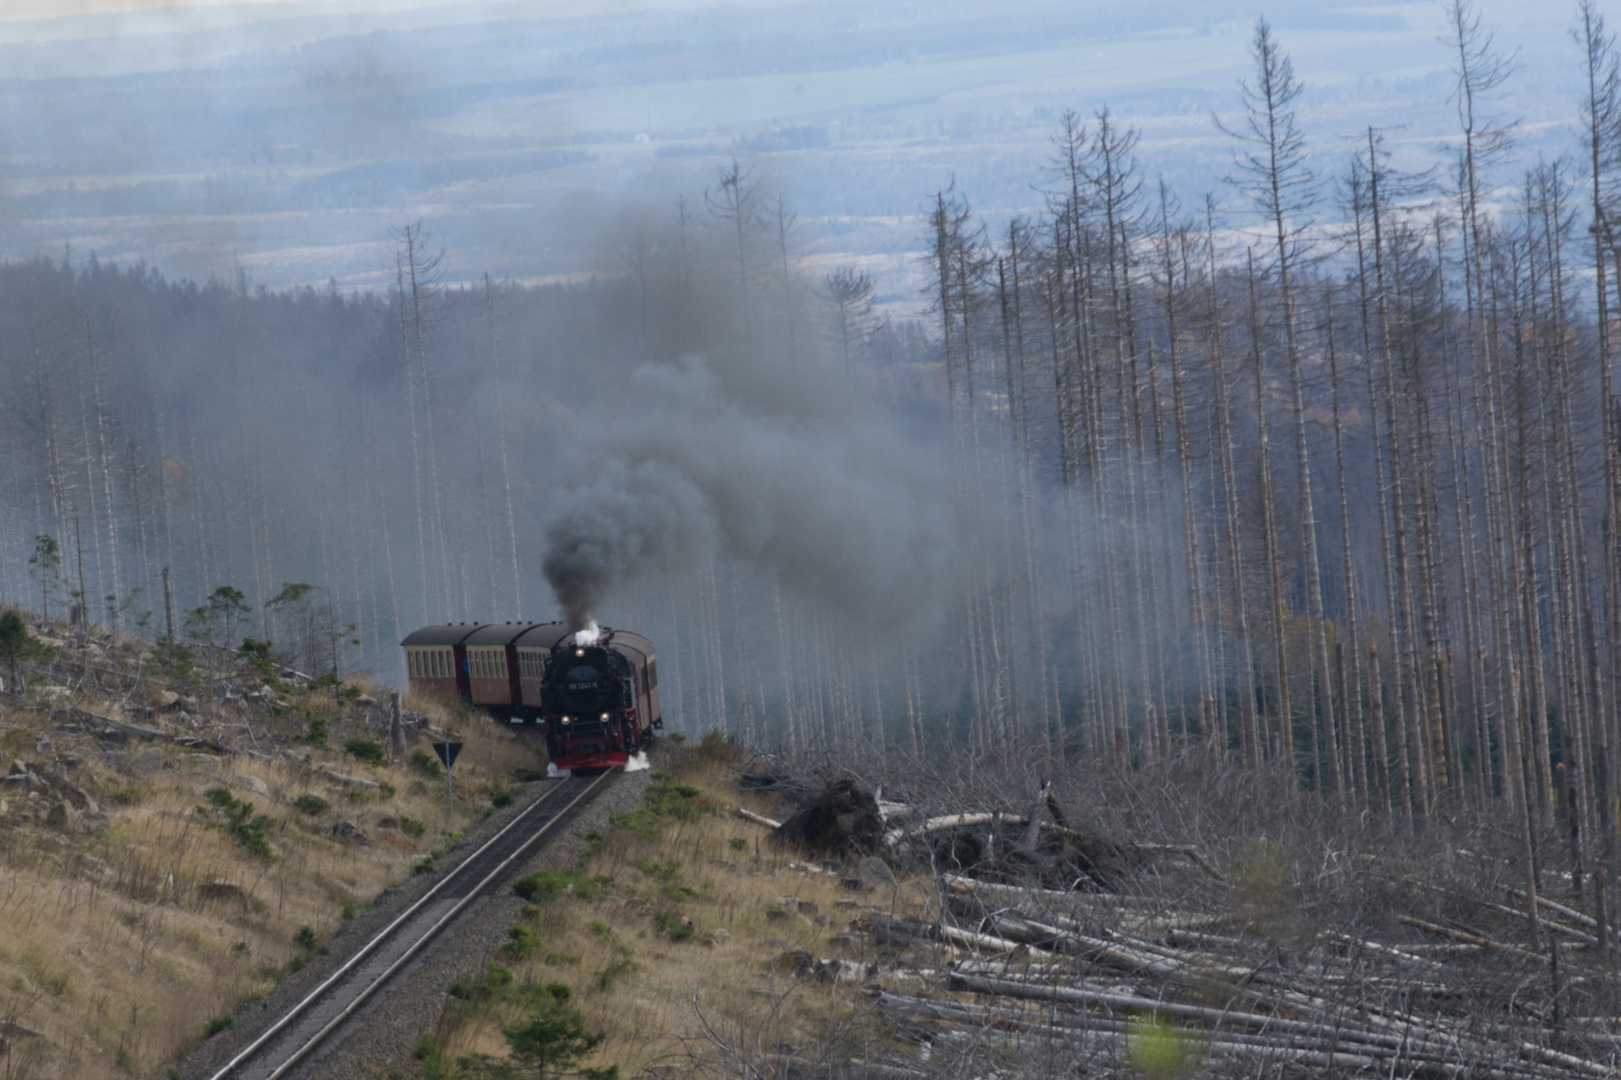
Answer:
[539,354,966,642]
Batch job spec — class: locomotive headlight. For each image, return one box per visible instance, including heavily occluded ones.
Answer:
[575,648,585,657]
[560,716,570,725]
[600,712,609,721]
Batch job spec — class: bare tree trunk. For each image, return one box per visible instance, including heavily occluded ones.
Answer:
[1207,209,1260,765]
[1246,254,1291,764]
[1325,289,1369,806]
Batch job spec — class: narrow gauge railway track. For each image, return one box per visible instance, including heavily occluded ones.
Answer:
[204,770,617,1080]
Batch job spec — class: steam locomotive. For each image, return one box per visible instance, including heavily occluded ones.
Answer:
[401,621,661,771]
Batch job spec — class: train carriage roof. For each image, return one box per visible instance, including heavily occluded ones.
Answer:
[401,623,652,656]
[606,629,654,662]
[513,623,571,650]
[463,622,556,646]
[400,624,484,647]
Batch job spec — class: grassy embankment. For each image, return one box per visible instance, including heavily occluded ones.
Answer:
[411,735,930,1080]
[0,616,546,1080]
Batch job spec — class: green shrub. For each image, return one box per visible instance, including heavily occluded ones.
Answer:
[237,637,278,680]
[634,858,681,882]
[503,923,538,961]
[306,714,329,747]
[292,794,329,816]
[399,816,426,839]
[415,1032,448,1080]
[729,836,749,852]
[293,925,320,952]
[342,738,384,765]
[154,638,201,694]
[198,787,274,862]
[514,869,571,902]
[408,750,443,779]
[204,1014,234,1037]
[611,781,705,835]
[377,781,396,799]
[647,782,703,819]
[652,909,695,943]
[513,869,600,904]
[488,784,514,809]
[448,964,512,1003]
[502,982,606,1077]
[0,608,53,683]
[594,945,635,991]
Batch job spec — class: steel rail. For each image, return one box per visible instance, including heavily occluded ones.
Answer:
[204,769,616,1080]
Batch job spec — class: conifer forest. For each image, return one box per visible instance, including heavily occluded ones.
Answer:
[4,0,1621,851]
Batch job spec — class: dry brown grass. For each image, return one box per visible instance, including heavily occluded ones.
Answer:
[0,680,547,1080]
[424,744,927,1080]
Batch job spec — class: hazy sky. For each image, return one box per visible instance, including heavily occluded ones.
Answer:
[0,0,770,22]
[0,0,1596,303]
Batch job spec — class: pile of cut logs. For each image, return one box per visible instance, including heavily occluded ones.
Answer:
[747,779,1621,1078]
[861,868,1621,1078]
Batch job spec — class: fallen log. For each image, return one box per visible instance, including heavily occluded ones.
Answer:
[947,958,1072,979]
[883,812,1028,847]
[921,1015,1560,1080]
[320,769,380,789]
[905,989,1473,1076]
[1162,928,1250,951]
[943,974,1567,1078]
[1320,929,1446,969]
[65,707,231,754]
[936,923,1025,954]
[981,913,1078,953]
[897,991,1547,1077]
[1126,842,1229,882]
[1502,886,1600,931]
[939,873,1148,908]
[736,808,782,829]
[1397,915,1549,965]
[1403,877,1599,946]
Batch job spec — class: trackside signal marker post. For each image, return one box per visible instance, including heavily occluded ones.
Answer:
[433,741,463,809]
